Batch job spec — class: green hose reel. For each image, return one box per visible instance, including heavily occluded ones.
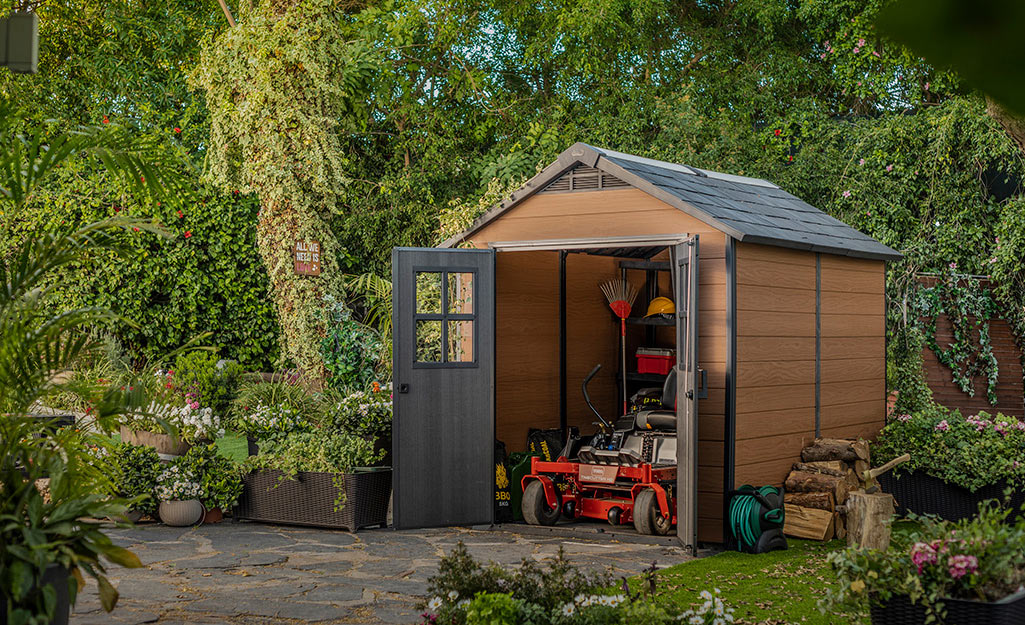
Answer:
[728,485,788,554]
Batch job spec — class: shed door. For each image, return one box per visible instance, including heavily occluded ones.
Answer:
[674,236,699,552]
[391,247,495,529]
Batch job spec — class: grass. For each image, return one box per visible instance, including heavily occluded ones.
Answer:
[644,539,867,625]
[215,431,248,462]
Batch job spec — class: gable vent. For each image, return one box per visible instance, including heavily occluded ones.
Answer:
[540,164,629,194]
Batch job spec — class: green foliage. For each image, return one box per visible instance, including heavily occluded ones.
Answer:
[249,430,383,477]
[232,378,322,422]
[465,592,521,625]
[172,351,243,415]
[823,500,1025,617]
[886,326,934,416]
[232,402,315,442]
[110,443,161,516]
[172,444,243,511]
[874,407,1025,491]
[1,422,143,624]
[319,296,383,392]
[321,384,392,439]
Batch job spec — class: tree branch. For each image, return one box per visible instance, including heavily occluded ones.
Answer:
[216,0,237,27]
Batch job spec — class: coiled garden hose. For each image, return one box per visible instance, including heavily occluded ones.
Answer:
[729,485,784,551]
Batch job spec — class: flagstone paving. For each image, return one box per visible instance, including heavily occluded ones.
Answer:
[69,522,698,625]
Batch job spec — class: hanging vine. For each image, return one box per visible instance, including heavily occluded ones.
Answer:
[192,0,378,384]
[913,264,1001,404]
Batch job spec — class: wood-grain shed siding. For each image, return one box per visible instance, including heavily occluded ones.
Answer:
[468,188,728,542]
[733,243,886,490]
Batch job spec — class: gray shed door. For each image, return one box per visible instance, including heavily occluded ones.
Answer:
[391,247,495,529]
[674,236,699,552]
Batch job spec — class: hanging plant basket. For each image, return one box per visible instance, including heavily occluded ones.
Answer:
[234,468,391,531]
[870,588,1025,625]
[879,470,1024,522]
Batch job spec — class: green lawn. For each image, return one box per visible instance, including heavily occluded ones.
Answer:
[643,539,867,625]
[215,432,248,462]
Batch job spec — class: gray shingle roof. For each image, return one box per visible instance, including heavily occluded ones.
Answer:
[443,143,902,261]
[592,146,902,261]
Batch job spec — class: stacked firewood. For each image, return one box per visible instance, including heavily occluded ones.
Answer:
[782,438,871,541]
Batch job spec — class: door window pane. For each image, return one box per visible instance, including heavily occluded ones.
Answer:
[447,320,474,363]
[416,320,443,362]
[416,272,442,314]
[447,272,474,314]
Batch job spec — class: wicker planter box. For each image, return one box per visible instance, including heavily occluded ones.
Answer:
[234,468,391,531]
[879,470,1024,522]
[870,589,1025,625]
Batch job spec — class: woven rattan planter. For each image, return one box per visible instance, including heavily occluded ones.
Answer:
[870,589,1025,625]
[234,468,391,531]
[879,471,1024,522]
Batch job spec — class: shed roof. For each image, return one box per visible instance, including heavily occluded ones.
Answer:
[442,143,902,261]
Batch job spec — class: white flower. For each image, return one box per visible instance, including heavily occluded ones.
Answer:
[447,590,458,601]
[427,597,442,611]
[713,619,725,625]
[457,599,469,608]
[574,594,587,604]
[701,600,713,613]
[699,590,713,601]
[561,603,576,616]
[689,616,703,625]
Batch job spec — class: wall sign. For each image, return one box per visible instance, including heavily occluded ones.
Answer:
[294,240,321,276]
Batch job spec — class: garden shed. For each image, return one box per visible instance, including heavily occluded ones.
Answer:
[391,143,902,549]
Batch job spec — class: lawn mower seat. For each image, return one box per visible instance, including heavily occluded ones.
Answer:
[634,368,677,431]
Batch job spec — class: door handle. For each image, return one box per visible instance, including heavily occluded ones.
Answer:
[398,383,409,394]
[697,369,708,400]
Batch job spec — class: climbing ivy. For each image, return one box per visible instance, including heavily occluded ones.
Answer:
[193,0,379,384]
[913,265,1001,404]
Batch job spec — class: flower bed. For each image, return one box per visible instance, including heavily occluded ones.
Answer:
[234,468,390,531]
[874,406,1025,520]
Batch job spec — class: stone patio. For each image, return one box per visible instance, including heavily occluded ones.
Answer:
[70,522,698,625]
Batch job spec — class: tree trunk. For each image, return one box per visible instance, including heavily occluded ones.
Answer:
[987,96,1025,155]
[846,491,895,551]
[255,197,342,387]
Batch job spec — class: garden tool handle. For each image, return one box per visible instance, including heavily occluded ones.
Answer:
[863,453,911,483]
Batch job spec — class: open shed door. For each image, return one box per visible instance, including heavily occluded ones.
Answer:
[392,247,495,529]
[674,236,699,552]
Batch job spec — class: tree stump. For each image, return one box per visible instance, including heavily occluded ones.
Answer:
[846,490,895,551]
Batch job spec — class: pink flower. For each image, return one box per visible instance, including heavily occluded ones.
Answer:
[842,190,851,198]
[949,262,957,270]
[910,542,937,573]
[872,51,880,57]
[989,257,998,264]
[935,419,949,432]
[858,158,866,165]
[189,401,199,410]
[886,164,894,172]
[948,554,978,579]
[820,53,827,59]
[858,38,866,46]
[1016,421,1025,431]
[925,82,930,90]
[897,413,912,422]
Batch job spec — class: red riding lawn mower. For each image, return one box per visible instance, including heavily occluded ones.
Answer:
[520,364,678,535]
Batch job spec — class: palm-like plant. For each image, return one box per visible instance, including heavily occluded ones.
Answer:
[1,109,184,623]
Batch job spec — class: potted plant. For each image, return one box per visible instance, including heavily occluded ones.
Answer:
[109,442,162,521]
[322,382,393,465]
[874,406,1025,521]
[823,501,1025,624]
[235,430,390,531]
[1,420,143,625]
[155,465,204,526]
[175,444,243,523]
[232,401,313,456]
[119,400,226,460]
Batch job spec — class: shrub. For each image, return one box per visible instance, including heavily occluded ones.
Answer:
[171,351,244,414]
[233,379,321,422]
[121,401,225,442]
[874,405,1025,491]
[320,295,384,392]
[249,430,384,477]
[110,443,161,516]
[320,383,392,438]
[232,402,314,442]
[823,500,1025,619]
[155,465,202,502]
[174,444,244,511]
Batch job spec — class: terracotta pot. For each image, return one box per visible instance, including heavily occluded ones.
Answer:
[203,507,224,524]
[159,499,203,526]
[120,426,191,458]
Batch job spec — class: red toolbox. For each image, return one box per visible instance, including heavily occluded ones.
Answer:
[636,347,674,375]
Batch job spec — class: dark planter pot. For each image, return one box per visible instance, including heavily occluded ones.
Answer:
[879,470,1024,522]
[870,589,1025,625]
[234,468,391,531]
[246,436,259,457]
[0,564,70,625]
[203,507,224,524]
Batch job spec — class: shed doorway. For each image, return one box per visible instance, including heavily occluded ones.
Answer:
[392,235,701,550]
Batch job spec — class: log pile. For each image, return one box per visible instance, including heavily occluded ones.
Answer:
[782,438,870,541]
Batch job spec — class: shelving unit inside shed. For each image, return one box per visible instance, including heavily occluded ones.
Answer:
[617,259,676,406]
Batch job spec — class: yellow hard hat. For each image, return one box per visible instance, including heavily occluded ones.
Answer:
[644,296,675,317]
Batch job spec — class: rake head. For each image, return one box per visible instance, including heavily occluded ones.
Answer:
[600,278,638,319]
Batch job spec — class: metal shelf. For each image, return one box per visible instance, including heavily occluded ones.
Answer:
[624,372,669,384]
[625,316,674,326]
